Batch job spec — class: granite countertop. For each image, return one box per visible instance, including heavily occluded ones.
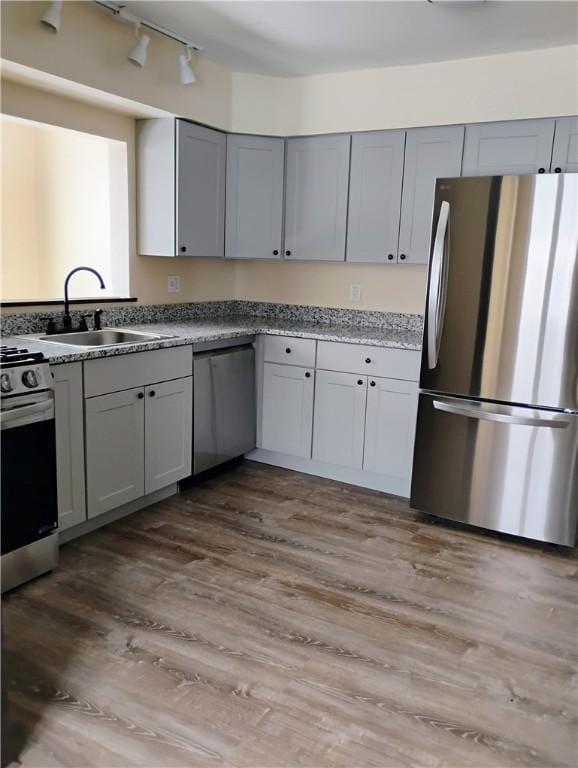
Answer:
[4,316,422,365]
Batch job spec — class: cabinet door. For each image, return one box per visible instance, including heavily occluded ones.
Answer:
[85,389,145,518]
[347,130,405,263]
[462,119,555,176]
[363,377,418,480]
[177,120,226,257]
[398,126,464,265]
[145,377,193,494]
[312,370,367,469]
[284,134,351,261]
[52,363,86,531]
[261,363,314,457]
[226,134,284,259]
[551,116,578,172]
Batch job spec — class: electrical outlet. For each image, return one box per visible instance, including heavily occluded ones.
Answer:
[349,283,362,302]
[167,275,181,293]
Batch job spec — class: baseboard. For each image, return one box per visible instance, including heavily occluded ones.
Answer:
[246,449,410,498]
[59,484,178,544]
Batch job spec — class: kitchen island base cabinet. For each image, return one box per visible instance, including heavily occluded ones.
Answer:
[85,389,145,519]
[260,363,314,458]
[52,363,86,531]
[363,378,418,478]
[312,370,367,469]
[144,378,192,493]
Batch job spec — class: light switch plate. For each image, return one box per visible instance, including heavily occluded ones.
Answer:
[168,275,181,293]
[349,283,362,302]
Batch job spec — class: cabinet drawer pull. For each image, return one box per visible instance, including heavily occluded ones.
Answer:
[365,357,371,364]
[285,347,291,354]
[137,392,144,399]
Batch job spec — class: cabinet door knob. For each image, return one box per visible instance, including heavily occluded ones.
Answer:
[305,371,311,378]
[387,254,394,261]
[357,379,363,386]
[273,249,279,256]
[149,390,156,397]
[554,167,562,173]
[370,381,376,387]
[137,392,144,399]
[285,250,292,257]
[399,253,407,261]
[365,357,371,364]
[180,246,187,253]
[538,168,545,173]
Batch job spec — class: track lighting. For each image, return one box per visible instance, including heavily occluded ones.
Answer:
[179,47,196,85]
[40,1,63,33]
[128,27,150,68]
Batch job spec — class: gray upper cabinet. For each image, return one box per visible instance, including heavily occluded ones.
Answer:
[177,121,226,257]
[347,130,405,264]
[284,134,351,261]
[137,118,226,257]
[551,117,578,172]
[398,125,464,265]
[225,134,285,259]
[462,119,555,176]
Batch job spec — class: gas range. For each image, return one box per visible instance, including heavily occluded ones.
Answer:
[0,345,53,401]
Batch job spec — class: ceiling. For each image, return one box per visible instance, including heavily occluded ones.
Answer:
[122,1,578,77]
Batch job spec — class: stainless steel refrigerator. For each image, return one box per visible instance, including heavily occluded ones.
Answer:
[411,173,578,546]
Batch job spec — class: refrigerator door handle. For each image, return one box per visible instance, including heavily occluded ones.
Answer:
[427,201,450,369]
[432,398,570,428]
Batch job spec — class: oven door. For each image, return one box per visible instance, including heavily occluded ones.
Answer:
[1,394,58,555]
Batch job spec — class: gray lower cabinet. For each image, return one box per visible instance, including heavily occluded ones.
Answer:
[85,388,145,519]
[462,119,555,175]
[85,376,193,518]
[312,370,367,469]
[261,362,314,457]
[52,363,86,532]
[363,377,418,478]
[137,118,226,257]
[225,134,285,259]
[552,116,578,172]
[347,130,405,264]
[144,378,192,493]
[398,125,464,265]
[284,134,351,261]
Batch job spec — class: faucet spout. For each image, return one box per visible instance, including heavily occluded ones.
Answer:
[63,266,106,327]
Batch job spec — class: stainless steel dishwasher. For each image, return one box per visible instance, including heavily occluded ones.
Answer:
[193,343,256,475]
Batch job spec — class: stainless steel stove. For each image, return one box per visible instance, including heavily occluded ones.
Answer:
[1,345,58,592]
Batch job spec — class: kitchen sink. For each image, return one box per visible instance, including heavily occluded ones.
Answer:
[35,329,176,348]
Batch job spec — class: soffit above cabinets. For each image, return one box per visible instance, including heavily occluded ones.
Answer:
[122,1,577,76]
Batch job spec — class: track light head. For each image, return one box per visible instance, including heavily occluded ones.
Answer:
[179,47,196,85]
[40,1,63,33]
[128,33,150,67]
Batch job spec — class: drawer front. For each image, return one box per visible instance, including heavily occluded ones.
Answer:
[317,341,420,381]
[263,335,317,368]
[84,346,193,398]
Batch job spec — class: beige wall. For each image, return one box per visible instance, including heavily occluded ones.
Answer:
[1,0,232,129]
[232,45,578,136]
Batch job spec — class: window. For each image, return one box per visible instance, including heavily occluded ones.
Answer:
[1,115,130,302]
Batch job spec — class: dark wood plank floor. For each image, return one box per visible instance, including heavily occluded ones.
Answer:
[3,461,578,767]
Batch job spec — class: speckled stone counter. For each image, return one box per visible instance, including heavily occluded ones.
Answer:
[1,301,423,364]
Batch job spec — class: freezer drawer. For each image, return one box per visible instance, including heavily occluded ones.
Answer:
[411,393,578,545]
[193,345,256,475]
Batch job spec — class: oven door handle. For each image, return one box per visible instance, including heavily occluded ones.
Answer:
[0,399,54,430]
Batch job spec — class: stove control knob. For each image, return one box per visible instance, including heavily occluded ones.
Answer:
[22,370,38,388]
[0,373,13,393]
